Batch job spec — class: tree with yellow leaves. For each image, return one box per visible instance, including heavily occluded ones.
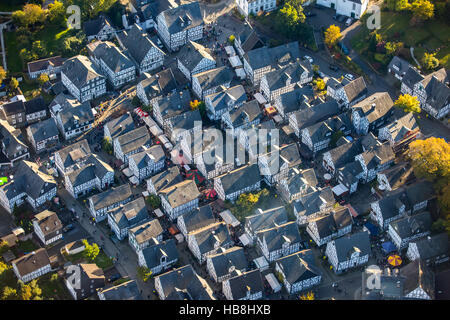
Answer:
[408,138,450,182]
[300,291,315,300]
[324,25,342,48]
[394,94,421,114]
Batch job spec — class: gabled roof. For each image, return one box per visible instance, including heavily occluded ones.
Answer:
[419,68,450,110]
[0,119,29,158]
[343,77,368,103]
[147,166,184,193]
[207,246,247,279]
[154,90,192,120]
[291,101,340,130]
[227,100,261,128]
[12,248,50,277]
[129,145,165,169]
[155,264,215,300]
[158,2,204,34]
[178,41,215,72]
[402,66,424,89]
[389,211,432,239]
[205,85,247,113]
[89,184,132,211]
[27,56,65,73]
[98,280,142,300]
[277,86,314,114]
[105,113,136,140]
[140,239,178,269]
[33,210,62,237]
[87,41,134,73]
[55,139,91,170]
[189,222,232,255]
[256,221,302,252]
[139,68,178,100]
[294,187,335,217]
[381,112,419,142]
[159,180,200,208]
[304,113,352,144]
[193,66,234,91]
[27,117,59,142]
[276,249,321,284]
[378,162,414,191]
[325,138,363,169]
[244,42,300,70]
[226,269,264,299]
[116,126,151,155]
[62,55,104,89]
[237,25,264,53]
[360,143,395,170]
[388,56,413,77]
[109,197,148,230]
[117,24,164,65]
[58,101,94,131]
[401,260,435,299]
[245,206,288,234]
[216,163,261,195]
[332,231,371,262]
[129,219,163,245]
[411,233,449,260]
[169,109,202,131]
[283,168,318,196]
[352,92,394,123]
[181,205,215,234]
[83,14,113,37]
[264,61,313,91]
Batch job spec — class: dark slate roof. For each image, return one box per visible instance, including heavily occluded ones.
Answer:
[169,109,202,131]
[190,222,232,255]
[292,101,340,130]
[129,145,165,169]
[435,269,450,300]
[388,56,413,77]
[343,77,367,103]
[155,90,192,120]
[401,260,435,299]
[109,197,148,230]
[237,26,264,53]
[178,41,215,72]
[402,67,424,89]
[83,14,113,37]
[0,120,28,157]
[24,96,47,115]
[148,166,183,192]
[59,101,94,131]
[89,184,132,211]
[412,233,449,260]
[1,100,25,116]
[360,143,395,170]
[156,264,215,300]
[381,112,419,142]
[245,206,288,234]
[277,86,314,114]
[87,41,134,73]
[228,100,261,127]
[2,160,56,200]
[98,280,143,300]
[294,187,335,217]
[61,55,104,89]
[332,231,371,262]
[217,163,261,195]
[193,66,234,91]
[158,2,204,34]
[389,211,432,239]
[205,85,247,114]
[105,113,135,139]
[312,208,352,238]
[129,219,163,244]
[117,24,164,65]
[12,248,50,276]
[56,139,91,169]
[283,168,317,195]
[116,126,151,155]
[378,163,414,190]
[244,42,300,70]
[228,269,264,299]
[140,239,178,269]
[420,68,450,110]
[352,92,394,123]
[180,205,215,234]
[304,113,352,144]
[276,249,321,284]
[264,61,313,91]
[27,117,58,142]
[256,221,302,252]
[159,180,200,208]
[377,189,407,220]
[338,160,364,185]
[139,68,178,99]
[207,246,247,279]
[403,180,435,210]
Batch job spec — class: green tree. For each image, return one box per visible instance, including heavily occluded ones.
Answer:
[137,266,152,282]
[0,241,9,255]
[422,52,439,70]
[0,67,6,85]
[410,0,435,21]
[37,73,49,86]
[324,25,342,47]
[146,194,161,209]
[82,239,100,262]
[385,41,403,56]
[228,35,235,44]
[102,138,113,154]
[394,94,421,113]
[18,280,42,300]
[31,40,47,59]
[275,3,306,37]
[9,78,19,92]
[12,4,46,27]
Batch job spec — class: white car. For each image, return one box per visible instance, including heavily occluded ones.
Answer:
[303,55,313,63]
[344,73,354,81]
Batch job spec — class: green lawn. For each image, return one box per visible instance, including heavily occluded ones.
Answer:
[63,248,114,271]
[4,32,23,74]
[38,273,72,300]
[351,11,450,69]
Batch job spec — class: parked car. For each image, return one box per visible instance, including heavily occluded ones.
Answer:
[108,273,121,283]
[344,73,355,81]
[333,14,339,20]
[63,224,74,233]
[338,41,349,55]
[329,64,339,71]
[345,18,353,27]
[303,55,313,63]
[338,15,347,23]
